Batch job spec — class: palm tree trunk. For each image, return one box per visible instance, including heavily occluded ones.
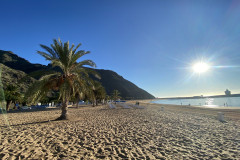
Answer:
[13,103,17,110]
[57,99,68,120]
[6,100,12,111]
[61,101,68,119]
[92,99,96,107]
[76,97,80,108]
[91,97,96,107]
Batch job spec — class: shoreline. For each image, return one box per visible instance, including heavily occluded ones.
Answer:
[134,99,240,110]
[128,100,240,121]
[153,94,240,99]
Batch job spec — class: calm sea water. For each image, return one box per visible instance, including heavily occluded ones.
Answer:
[152,97,240,107]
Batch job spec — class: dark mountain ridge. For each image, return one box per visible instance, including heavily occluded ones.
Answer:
[0,50,155,99]
[0,50,48,73]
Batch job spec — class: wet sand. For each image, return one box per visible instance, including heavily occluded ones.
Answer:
[0,103,239,159]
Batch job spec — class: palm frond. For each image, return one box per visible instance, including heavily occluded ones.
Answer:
[76,60,96,68]
[72,43,81,54]
[26,80,51,104]
[69,44,75,53]
[75,50,90,59]
[84,68,101,79]
[50,44,58,58]
[37,51,53,60]
[39,72,61,81]
[51,59,65,71]
[57,38,63,47]
[39,44,56,58]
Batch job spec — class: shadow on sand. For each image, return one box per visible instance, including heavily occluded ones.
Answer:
[0,108,64,128]
[1,107,60,114]
[0,120,51,128]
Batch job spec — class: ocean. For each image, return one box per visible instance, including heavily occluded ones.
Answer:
[151,97,240,107]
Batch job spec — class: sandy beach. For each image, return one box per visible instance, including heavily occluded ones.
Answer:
[0,103,239,159]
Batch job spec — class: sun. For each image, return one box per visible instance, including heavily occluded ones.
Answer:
[193,62,210,73]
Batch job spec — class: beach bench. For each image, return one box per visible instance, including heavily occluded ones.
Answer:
[108,103,116,109]
[30,105,47,110]
[119,103,131,109]
[21,106,32,110]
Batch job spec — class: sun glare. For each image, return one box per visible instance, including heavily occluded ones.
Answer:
[193,62,210,73]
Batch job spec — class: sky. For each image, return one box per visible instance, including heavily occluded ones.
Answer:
[1,0,240,98]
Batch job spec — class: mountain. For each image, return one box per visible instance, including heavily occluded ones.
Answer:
[95,69,154,99]
[0,50,48,73]
[0,50,155,99]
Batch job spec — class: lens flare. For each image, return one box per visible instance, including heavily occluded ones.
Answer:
[0,66,11,128]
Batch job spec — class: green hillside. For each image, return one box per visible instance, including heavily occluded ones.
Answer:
[0,64,36,93]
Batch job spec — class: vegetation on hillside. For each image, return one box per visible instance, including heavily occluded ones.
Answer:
[0,64,36,93]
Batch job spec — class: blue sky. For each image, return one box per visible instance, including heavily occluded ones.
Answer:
[1,0,240,97]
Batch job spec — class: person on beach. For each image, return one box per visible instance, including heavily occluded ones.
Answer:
[16,103,20,110]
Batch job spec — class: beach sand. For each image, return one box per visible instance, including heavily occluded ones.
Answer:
[0,103,239,159]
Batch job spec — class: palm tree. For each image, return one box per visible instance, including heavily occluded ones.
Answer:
[112,89,121,104]
[92,81,106,106]
[71,92,83,108]
[26,38,97,120]
[105,95,111,104]
[4,84,21,111]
